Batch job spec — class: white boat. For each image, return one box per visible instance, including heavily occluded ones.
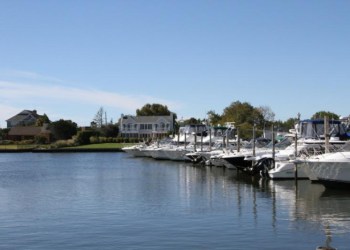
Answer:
[122,144,148,157]
[302,150,350,188]
[252,119,349,179]
[267,161,309,179]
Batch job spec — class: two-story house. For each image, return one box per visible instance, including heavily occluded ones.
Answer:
[5,110,52,143]
[6,110,41,128]
[119,114,175,138]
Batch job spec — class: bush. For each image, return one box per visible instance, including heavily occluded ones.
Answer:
[76,130,97,145]
[0,140,14,145]
[35,135,48,144]
[89,136,100,144]
[52,139,76,148]
[18,140,34,145]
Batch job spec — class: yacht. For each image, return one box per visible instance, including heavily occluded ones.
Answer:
[251,119,349,179]
[301,143,350,188]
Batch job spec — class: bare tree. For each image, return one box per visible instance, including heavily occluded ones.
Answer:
[93,107,104,128]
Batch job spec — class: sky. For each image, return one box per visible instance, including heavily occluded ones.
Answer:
[1,0,350,128]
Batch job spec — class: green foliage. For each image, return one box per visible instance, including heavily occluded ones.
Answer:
[76,130,98,145]
[181,117,202,125]
[34,135,48,144]
[311,111,340,120]
[35,114,51,126]
[136,103,174,116]
[274,118,298,132]
[220,101,264,128]
[207,110,222,126]
[236,122,263,140]
[52,139,76,148]
[100,124,119,137]
[51,119,78,140]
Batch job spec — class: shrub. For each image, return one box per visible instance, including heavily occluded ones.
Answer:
[76,130,97,145]
[89,136,100,144]
[35,135,48,144]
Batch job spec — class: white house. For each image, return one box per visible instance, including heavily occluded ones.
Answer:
[119,114,175,138]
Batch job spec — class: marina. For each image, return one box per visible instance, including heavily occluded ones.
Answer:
[0,152,349,249]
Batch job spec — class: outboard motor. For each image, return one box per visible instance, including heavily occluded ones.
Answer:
[247,158,275,177]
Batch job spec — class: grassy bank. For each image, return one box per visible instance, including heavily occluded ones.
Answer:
[64,143,135,149]
[0,143,137,152]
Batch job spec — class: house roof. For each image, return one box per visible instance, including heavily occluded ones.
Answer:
[6,110,40,123]
[8,126,51,136]
[122,115,173,124]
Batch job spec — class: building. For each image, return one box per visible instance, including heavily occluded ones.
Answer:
[6,110,41,128]
[7,124,52,143]
[119,114,175,138]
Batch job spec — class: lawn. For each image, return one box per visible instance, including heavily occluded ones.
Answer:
[0,143,137,151]
[67,143,136,149]
[0,144,37,150]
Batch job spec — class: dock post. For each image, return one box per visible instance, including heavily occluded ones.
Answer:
[324,116,330,153]
[209,126,212,151]
[294,132,298,180]
[272,124,275,168]
[237,128,240,153]
[200,131,203,152]
[253,124,256,157]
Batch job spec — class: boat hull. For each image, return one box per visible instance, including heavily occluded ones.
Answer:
[303,152,350,189]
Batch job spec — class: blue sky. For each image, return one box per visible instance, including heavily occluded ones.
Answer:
[1,0,349,128]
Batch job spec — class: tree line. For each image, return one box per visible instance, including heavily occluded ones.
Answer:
[0,102,342,143]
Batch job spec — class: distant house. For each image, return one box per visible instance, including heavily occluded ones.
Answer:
[7,124,52,143]
[6,110,41,128]
[119,114,175,138]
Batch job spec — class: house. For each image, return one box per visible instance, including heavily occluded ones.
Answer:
[119,113,175,138]
[6,110,41,128]
[7,124,52,143]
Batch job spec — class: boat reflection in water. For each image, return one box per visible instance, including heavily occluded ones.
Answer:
[267,179,350,250]
[163,162,348,249]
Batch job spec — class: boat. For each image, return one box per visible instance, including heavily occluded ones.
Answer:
[302,149,350,188]
[251,119,349,179]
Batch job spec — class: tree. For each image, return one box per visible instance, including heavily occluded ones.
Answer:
[136,103,173,116]
[92,107,105,128]
[50,119,78,140]
[311,111,340,120]
[100,124,119,137]
[182,117,202,125]
[259,106,275,123]
[274,118,297,132]
[207,110,222,126]
[219,101,266,139]
[221,101,264,125]
[35,113,51,126]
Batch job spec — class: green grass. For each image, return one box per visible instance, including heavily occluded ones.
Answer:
[0,143,137,150]
[0,144,37,150]
[65,143,136,149]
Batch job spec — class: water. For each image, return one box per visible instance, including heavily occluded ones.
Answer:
[0,153,349,249]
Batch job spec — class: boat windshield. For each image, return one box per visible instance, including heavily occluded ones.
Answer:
[265,137,293,149]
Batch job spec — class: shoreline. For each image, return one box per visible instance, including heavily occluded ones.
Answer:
[0,148,124,153]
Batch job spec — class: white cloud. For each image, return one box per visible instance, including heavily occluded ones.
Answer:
[0,81,180,111]
[0,77,183,127]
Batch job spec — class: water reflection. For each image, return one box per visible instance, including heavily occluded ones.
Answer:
[0,153,349,249]
[174,163,349,249]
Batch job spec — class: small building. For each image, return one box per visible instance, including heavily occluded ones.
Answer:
[119,114,175,139]
[6,110,41,128]
[7,124,52,143]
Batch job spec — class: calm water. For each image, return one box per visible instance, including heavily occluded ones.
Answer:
[0,153,349,249]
